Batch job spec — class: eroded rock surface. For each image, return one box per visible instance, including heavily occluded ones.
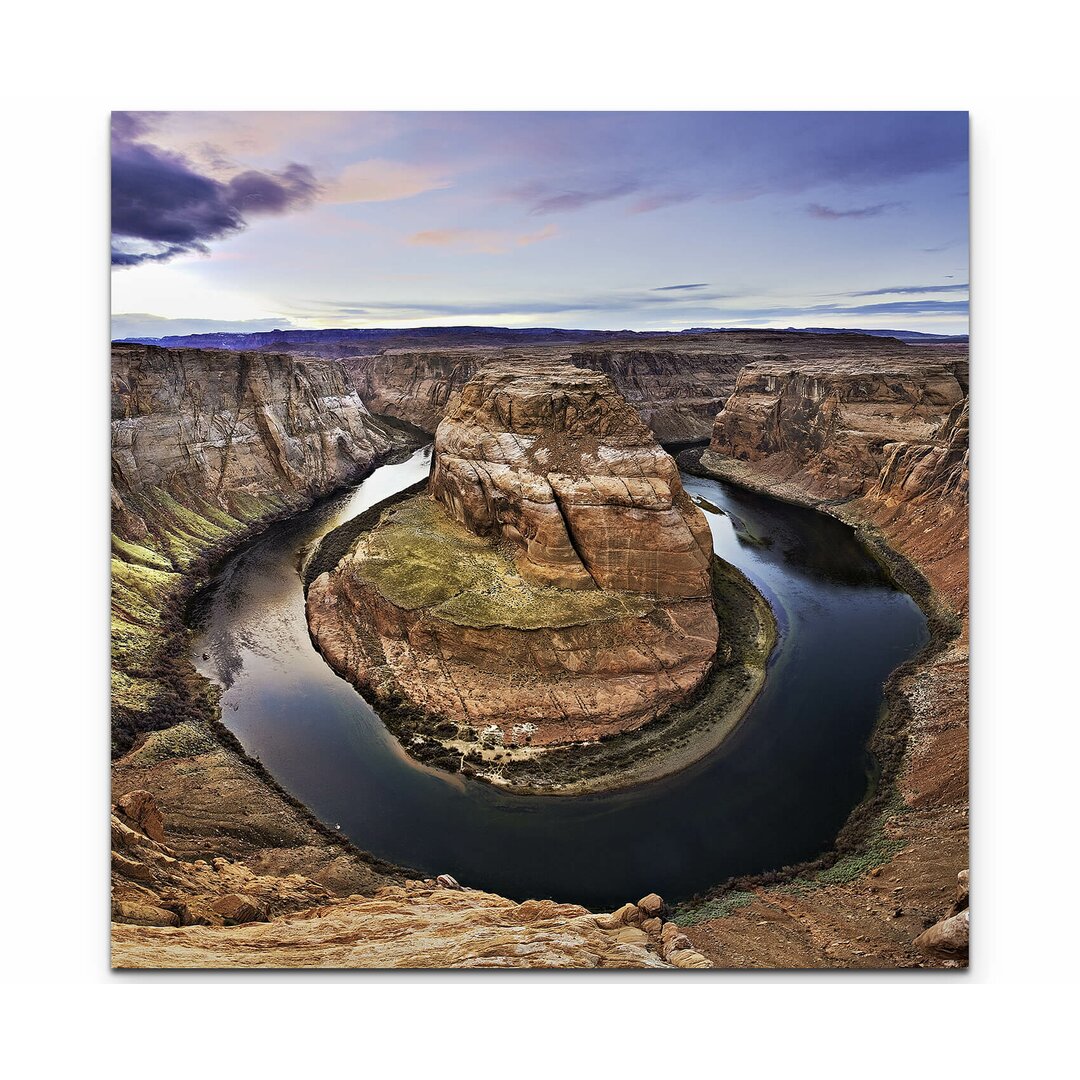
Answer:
[430,362,714,597]
[112,343,393,545]
[684,351,970,969]
[703,355,969,613]
[111,793,708,969]
[110,343,401,756]
[346,347,745,442]
[308,362,720,748]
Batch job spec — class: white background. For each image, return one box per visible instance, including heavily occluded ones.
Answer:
[1,0,1076,1071]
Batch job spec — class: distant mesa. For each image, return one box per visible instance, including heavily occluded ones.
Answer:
[306,361,721,758]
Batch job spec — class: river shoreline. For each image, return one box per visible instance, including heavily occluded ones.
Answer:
[124,445,935,914]
[302,480,778,798]
[672,446,964,919]
[113,443,426,881]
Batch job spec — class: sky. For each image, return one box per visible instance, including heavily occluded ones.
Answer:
[111,112,969,337]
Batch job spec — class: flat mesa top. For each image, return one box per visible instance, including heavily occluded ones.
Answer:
[349,495,654,630]
[447,361,656,442]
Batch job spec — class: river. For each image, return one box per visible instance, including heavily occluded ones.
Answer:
[190,445,927,909]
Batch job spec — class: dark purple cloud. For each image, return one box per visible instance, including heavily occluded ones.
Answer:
[111,112,318,266]
[493,112,966,213]
[653,283,709,291]
[806,202,902,220]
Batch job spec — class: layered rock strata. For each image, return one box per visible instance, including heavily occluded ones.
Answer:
[111,792,711,969]
[110,344,398,751]
[683,354,970,968]
[702,356,969,610]
[110,345,409,906]
[112,343,393,545]
[307,362,720,748]
[346,347,745,442]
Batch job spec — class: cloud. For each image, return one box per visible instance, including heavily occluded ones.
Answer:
[728,300,969,319]
[322,159,451,204]
[849,282,969,297]
[407,224,557,255]
[111,113,319,267]
[112,314,297,340]
[653,283,709,291]
[806,202,903,220]
[629,191,699,214]
[507,179,640,215]
[286,294,966,326]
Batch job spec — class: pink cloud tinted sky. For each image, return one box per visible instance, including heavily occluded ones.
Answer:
[111,112,968,335]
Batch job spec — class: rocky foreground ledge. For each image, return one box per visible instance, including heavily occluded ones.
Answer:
[307,362,735,766]
[112,792,711,969]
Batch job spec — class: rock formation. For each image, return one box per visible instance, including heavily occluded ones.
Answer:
[111,792,709,969]
[683,349,970,969]
[702,354,969,612]
[112,343,393,551]
[346,347,745,442]
[110,343,402,755]
[307,362,719,749]
[121,326,945,445]
[704,356,967,498]
[429,363,715,596]
[914,869,970,963]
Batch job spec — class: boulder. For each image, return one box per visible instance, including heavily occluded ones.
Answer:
[210,893,268,925]
[914,909,969,960]
[637,893,664,918]
[112,901,180,928]
[116,790,166,844]
[954,869,969,912]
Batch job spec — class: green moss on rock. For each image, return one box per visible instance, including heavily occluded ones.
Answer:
[352,496,652,629]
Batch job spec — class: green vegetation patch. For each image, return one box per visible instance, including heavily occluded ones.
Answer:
[783,791,909,893]
[673,890,757,926]
[111,534,174,572]
[111,482,289,755]
[354,496,652,629]
[125,720,220,765]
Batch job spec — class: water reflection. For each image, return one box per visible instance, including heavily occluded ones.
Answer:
[190,448,927,908]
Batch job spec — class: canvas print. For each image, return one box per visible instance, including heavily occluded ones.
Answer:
[110,111,969,969]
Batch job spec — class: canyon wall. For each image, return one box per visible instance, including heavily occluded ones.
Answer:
[110,343,398,754]
[345,347,745,442]
[569,349,744,442]
[112,343,394,555]
[686,353,970,967]
[702,355,969,610]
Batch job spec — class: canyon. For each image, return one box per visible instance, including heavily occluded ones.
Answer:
[306,362,724,758]
[344,346,745,442]
[683,354,969,967]
[110,343,399,754]
[110,331,969,968]
[119,326,943,445]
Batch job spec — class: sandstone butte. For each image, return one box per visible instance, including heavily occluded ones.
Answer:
[306,361,721,749]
